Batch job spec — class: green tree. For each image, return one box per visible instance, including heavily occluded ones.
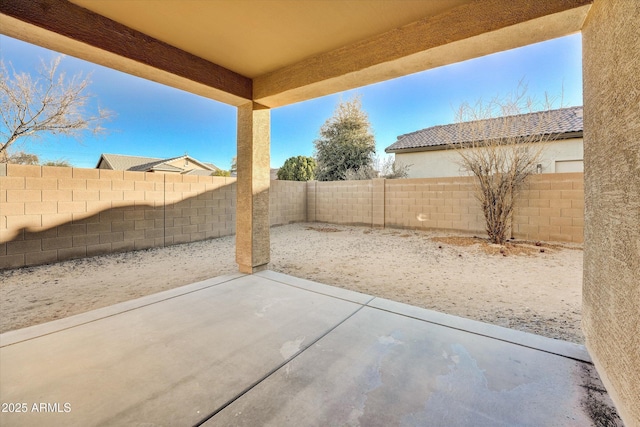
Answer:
[314,96,376,181]
[277,156,316,181]
[212,169,231,177]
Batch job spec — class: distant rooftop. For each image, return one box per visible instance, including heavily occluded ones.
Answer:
[385,106,583,153]
[96,154,220,174]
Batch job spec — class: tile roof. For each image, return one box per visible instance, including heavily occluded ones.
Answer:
[185,169,217,176]
[385,106,583,153]
[97,154,219,173]
[127,158,180,172]
[98,154,164,170]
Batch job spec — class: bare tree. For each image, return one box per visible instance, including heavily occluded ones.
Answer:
[230,156,237,175]
[42,159,73,167]
[377,155,411,179]
[0,56,111,162]
[342,166,378,181]
[445,85,560,244]
[342,156,411,180]
[6,150,40,165]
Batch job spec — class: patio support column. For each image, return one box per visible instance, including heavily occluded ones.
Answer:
[582,0,640,425]
[236,102,271,274]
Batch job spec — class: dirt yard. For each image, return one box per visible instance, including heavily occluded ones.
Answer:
[1,222,584,343]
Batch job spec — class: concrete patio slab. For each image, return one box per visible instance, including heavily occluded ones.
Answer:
[369,297,591,363]
[0,273,363,426]
[207,306,591,427]
[255,269,373,304]
[0,273,245,346]
[0,272,595,426]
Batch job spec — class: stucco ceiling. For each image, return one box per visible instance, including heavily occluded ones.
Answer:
[1,0,592,107]
[69,0,471,78]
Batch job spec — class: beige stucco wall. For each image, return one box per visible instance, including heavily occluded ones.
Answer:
[582,1,640,426]
[164,157,210,172]
[396,138,583,178]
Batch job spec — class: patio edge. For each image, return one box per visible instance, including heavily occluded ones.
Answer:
[368,297,591,363]
[0,273,245,347]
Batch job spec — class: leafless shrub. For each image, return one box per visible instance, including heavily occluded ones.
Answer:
[377,155,411,179]
[343,156,411,180]
[444,84,561,244]
[342,165,378,180]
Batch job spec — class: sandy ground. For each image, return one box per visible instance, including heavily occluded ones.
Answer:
[0,222,584,344]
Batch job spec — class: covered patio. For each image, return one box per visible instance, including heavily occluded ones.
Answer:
[0,0,638,425]
[1,271,593,426]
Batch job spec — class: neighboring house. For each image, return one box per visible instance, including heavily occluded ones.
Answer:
[385,106,584,178]
[96,154,220,176]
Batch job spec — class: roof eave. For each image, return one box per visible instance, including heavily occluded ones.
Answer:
[170,155,216,171]
[386,131,584,154]
[95,154,112,169]
[386,145,448,154]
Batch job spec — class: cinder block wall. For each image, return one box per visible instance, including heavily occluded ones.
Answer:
[384,177,485,234]
[0,165,306,269]
[303,174,584,240]
[1,164,584,270]
[582,0,640,425]
[162,173,237,246]
[270,180,307,226]
[513,173,584,242]
[313,180,373,226]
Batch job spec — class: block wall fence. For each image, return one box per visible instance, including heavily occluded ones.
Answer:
[308,173,584,243]
[1,164,583,269]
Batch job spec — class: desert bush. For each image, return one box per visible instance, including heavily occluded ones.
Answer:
[277,155,316,181]
[445,84,559,244]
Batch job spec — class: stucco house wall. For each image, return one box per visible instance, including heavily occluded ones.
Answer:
[396,138,583,178]
[387,106,584,179]
[164,157,207,171]
[582,0,640,424]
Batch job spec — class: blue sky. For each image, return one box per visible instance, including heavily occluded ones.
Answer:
[0,34,582,169]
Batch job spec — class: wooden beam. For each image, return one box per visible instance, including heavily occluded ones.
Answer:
[254,0,592,107]
[0,0,252,106]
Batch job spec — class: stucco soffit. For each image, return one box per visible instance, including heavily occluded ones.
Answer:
[254,0,592,108]
[0,0,253,106]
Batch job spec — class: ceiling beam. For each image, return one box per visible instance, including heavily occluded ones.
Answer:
[0,0,252,106]
[254,0,592,108]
